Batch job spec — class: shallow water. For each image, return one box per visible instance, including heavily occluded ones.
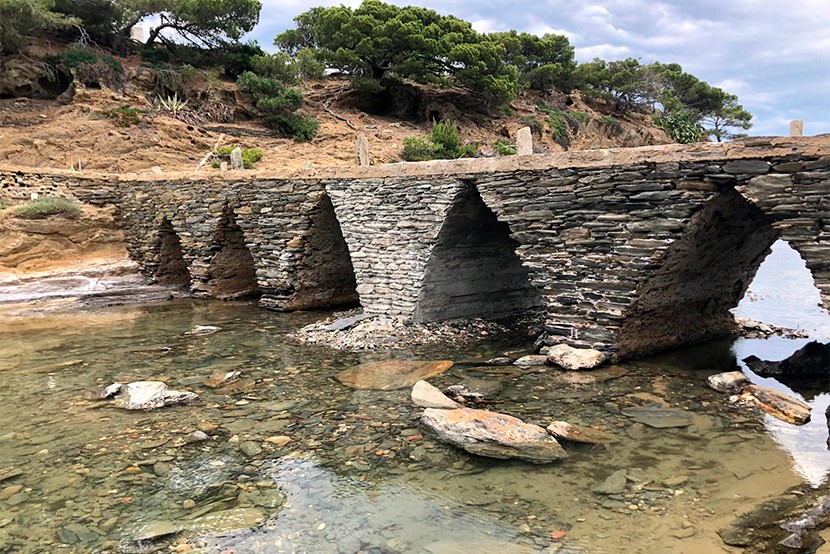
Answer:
[0,240,828,554]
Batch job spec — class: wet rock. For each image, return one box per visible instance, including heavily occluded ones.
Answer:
[513,355,548,367]
[0,468,22,483]
[740,384,811,425]
[593,469,628,495]
[706,371,750,393]
[110,381,198,410]
[743,341,829,380]
[191,507,266,533]
[483,357,512,366]
[420,408,567,463]
[264,436,291,447]
[99,382,122,399]
[132,520,183,541]
[546,421,616,444]
[544,344,606,370]
[621,406,695,428]
[321,313,375,331]
[185,325,221,336]
[550,366,628,385]
[426,540,537,554]
[204,369,241,388]
[240,441,262,457]
[411,381,458,409]
[336,360,453,390]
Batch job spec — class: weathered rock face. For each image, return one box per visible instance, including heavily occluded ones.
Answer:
[544,344,606,370]
[336,360,453,390]
[420,407,567,463]
[411,380,458,409]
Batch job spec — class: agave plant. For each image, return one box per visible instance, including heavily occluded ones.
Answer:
[158,93,189,115]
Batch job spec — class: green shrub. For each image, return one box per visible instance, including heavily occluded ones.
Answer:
[0,200,7,210]
[403,137,441,162]
[657,110,703,144]
[601,115,622,128]
[295,48,324,80]
[251,53,299,84]
[402,120,477,161]
[236,71,318,142]
[493,139,516,156]
[213,146,263,169]
[106,106,142,127]
[46,48,123,88]
[12,197,81,219]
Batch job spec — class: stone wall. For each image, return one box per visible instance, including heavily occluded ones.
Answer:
[1,135,828,359]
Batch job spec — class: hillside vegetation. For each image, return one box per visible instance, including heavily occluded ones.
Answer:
[0,0,754,172]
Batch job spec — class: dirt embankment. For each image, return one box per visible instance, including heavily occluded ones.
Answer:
[0,52,671,174]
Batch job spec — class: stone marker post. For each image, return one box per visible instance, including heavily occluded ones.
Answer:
[355,134,370,166]
[230,147,244,170]
[790,120,804,137]
[516,127,533,155]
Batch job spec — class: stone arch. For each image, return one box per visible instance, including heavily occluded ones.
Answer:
[285,193,359,310]
[412,182,543,322]
[615,188,780,356]
[155,218,192,288]
[206,206,261,299]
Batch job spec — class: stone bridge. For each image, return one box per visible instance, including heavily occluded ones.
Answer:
[1,136,828,360]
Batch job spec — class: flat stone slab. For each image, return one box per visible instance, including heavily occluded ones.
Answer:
[547,421,616,444]
[420,407,567,463]
[621,406,695,428]
[336,360,453,390]
[321,313,376,332]
[742,384,811,425]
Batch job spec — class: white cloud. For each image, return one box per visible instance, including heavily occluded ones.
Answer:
[575,44,631,61]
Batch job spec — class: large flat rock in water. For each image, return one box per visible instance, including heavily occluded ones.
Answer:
[421,407,567,463]
[336,360,453,390]
[621,406,695,428]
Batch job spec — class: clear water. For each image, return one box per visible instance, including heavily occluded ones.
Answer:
[0,240,827,554]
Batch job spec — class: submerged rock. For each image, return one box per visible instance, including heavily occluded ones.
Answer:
[550,366,628,385]
[420,407,567,463]
[743,341,829,380]
[544,344,606,370]
[546,421,616,444]
[131,520,183,541]
[411,381,458,409]
[336,360,453,390]
[740,384,811,425]
[204,369,241,388]
[593,469,628,495]
[620,406,695,428]
[706,371,750,394]
[185,325,221,336]
[513,355,548,367]
[109,381,198,410]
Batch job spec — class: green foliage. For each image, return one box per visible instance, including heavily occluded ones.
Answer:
[657,110,703,144]
[493,139,516,156]
[45,47,124,88]
[402,137,441,162]
[537,103,582,144]
[491,30,576,92]
[601,115,621,128]
[214,146,263,169]
[295,47,324,80]
[402,120,477,161]
[275,0,521,107]
[251,52,299,84]
[12,197,81,219]
[0,0,76,54]
[132,0,261,48]
[236,70,318,141]
[106,105,143,126]
[0,200,7,210]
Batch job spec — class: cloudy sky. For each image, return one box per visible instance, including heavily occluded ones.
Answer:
[245,0,829,137]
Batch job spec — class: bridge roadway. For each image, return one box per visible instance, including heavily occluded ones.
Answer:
[2,136,828,360]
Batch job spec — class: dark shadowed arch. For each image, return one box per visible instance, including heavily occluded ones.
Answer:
[413,183,543,322]
[155,218,192,288]
[206,206,261,299]
[616,189,780,356]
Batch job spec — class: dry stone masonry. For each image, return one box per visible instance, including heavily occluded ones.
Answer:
[1,136,828,360]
